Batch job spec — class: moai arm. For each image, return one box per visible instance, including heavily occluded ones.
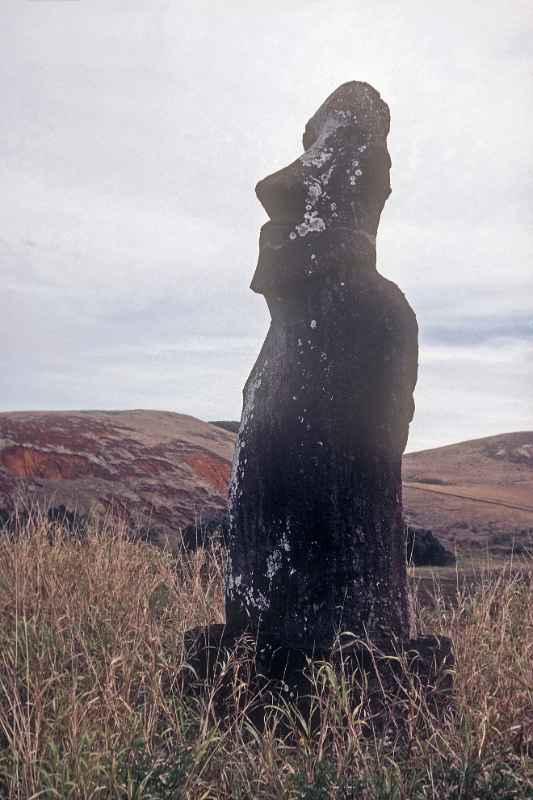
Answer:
[386,290,418,455]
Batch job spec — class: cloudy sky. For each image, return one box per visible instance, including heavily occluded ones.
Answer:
[1,0,532,451]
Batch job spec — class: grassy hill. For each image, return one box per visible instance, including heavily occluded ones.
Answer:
[0,410,235,544]
[404,432,533,553]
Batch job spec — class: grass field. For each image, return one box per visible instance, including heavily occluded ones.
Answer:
[0,516,531,799]
[409,548,532,608]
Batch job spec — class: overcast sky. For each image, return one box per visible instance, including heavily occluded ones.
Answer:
[1,0,532,451]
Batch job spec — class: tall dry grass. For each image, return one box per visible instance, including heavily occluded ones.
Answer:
[0,514,531,799]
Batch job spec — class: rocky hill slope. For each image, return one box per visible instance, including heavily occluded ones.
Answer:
[0,410,234,546]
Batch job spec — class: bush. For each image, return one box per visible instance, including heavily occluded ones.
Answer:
[406,526,456,566]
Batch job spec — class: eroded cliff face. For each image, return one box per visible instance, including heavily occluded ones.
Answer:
[226,82,418,648]
[0,410,234,544]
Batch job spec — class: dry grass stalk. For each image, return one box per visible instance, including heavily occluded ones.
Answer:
[0,513,531,798]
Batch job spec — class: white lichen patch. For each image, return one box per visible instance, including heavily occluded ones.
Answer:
[234,575,270,614]
[320,165,335,185]
[296,210,326,238]
[306,178,323,202]
[266,549,282,579]
[300,146,333,169]
[280,527,291,552]
[291,167,329,239]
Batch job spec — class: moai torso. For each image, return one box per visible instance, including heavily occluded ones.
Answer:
[225,82,418,649]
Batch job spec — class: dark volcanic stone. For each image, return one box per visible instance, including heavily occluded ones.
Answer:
[406,526,456,566]
[184,624,454,730]
[225,82,418,649]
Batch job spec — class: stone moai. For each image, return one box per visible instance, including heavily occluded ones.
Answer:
[225,81,418,650]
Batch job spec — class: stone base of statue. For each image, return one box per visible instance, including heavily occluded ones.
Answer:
[183,624,453,732]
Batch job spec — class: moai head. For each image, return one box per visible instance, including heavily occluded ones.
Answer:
[252,82,392,297]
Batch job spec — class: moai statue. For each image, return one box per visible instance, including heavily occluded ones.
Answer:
[225,82,418,650]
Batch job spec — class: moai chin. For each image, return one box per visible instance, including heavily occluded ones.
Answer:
[225,82,418,650]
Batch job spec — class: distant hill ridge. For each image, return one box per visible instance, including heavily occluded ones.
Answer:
[403,431,533,550]
[209,420,240,434]
[1,411,531,551]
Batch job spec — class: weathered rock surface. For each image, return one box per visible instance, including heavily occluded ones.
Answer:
[0,410,234,544]
[225,82,418,649]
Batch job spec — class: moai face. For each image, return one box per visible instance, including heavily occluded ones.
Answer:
[255,82,392,243]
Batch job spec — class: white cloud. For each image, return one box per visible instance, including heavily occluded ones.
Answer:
[1,0,531,448]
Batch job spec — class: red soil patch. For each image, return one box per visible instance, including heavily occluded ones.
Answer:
[1,446,102,481]
[182,450,231,493]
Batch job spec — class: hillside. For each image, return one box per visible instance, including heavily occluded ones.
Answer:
[403,432,533,550]
[0,410,234,545]
[1,412,531,552]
